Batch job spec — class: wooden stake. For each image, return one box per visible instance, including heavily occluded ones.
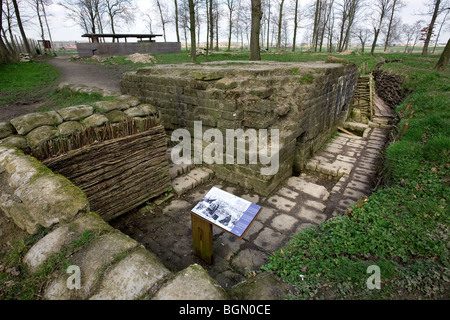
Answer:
[337,126,356,136]
[191,212,213,264]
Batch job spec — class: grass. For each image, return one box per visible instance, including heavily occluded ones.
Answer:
[0,60,60,107]
[38,88,115,112]
[262,52,449,299]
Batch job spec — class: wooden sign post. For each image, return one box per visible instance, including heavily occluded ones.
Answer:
[191,187,261,264]
[191,213,213,264]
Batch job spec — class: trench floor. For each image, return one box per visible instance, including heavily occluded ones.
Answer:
[110,126,392,292]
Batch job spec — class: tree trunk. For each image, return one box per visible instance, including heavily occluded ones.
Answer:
[156,0,167,42]
[432,9,449,53]
[266,1,270,50]
[384,0,397,51]
[11,0,30,54]
[370,28,380,55]
[312,0,321,51]
[422,0,441,55]
[35,0,46,53]
[0,0,12,62]
[227,5,233,51]
[249,0,262,60]
[292,0,299,52]
[174,0,180,43]
[276,0,284,51]
[188,0,196,62]
[434,37,450,71]
[209,0,214,51]
[40,0,55,55]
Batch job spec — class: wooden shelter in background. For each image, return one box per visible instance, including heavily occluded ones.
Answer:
[76,33,181,57]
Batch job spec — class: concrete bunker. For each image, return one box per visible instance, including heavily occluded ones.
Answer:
[120,61,359,195]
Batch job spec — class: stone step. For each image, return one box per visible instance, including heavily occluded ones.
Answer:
[171,167,214,195]
[166,147,195,179]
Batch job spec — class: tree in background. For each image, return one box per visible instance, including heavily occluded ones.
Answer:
[105,0,135,41]
[355,27,371,52]
[249,0,262,60]
[188,0,196,62]
[422,0,441,55]
[292,0,299,51]
[11,0,29,52]
[275,0,284,51]
[434,37,450,70]
[370,0,393,55]
[383,0,404,51]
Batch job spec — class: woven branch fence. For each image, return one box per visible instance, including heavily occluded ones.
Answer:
[37,117,171,221]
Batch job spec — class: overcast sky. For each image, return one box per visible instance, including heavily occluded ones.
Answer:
[23,0,449,45]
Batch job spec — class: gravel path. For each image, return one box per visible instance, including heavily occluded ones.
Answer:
[46,55,122,92]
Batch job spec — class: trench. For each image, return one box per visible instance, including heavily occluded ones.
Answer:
[105,66,400,290]
[0,63,402,297]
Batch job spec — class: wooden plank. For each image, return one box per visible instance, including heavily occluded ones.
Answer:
[191,212,213,264]
[337,126,357,136]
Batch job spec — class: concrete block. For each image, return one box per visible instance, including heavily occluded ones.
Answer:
[266,195,297,212]
[270,214,299,232]
[286,177,329,201]
[171,175,198,195]
[151,264,228,300]
[90,248,171,300]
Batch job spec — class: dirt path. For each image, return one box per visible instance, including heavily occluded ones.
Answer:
[46,55,122,93]
[1,56,123,122]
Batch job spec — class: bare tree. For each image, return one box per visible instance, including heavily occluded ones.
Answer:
[422,0,441,55]
[275,0,284,51]
[226,0,235,51]
[383,0,404,51]
[1,0,13,61]
[312,0,322,51]
[12,0,29,52]
[292,0,299,51]
[355,27,371,52]
[410,20,424,53]
[370,0,393,55]
[178,0,189,49]
[337,0,361,52]
[249,0,262,59]
[188,0,196,62]
[319,0,334,51]
[174,0,180,42]
[105,0,135,40]
[155,0,169,41]
[432,6,449,53]
[59,0,101,36]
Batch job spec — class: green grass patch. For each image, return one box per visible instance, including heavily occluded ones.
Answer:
[0,61,60,107]
[262,52,449,300]
[38,87,115,112]
[298,73,314,84]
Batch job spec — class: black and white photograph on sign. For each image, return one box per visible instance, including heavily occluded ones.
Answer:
[192,187,250,232]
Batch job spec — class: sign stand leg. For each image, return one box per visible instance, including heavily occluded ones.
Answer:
[191,212,213,264]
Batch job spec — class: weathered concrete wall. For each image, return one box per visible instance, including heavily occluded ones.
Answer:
[120,61,359,195]
[0,145,227,300]
[0,90,154,153]
[0,146,90,234]
[0,88,175,222]
[76,42,182,57]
